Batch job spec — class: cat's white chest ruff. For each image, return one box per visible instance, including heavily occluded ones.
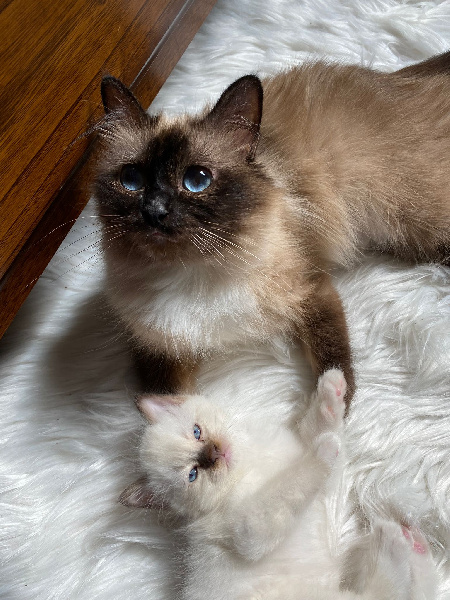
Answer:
[111,263,264,354]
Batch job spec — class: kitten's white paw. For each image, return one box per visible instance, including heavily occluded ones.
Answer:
[375,521,411,565]
[401,525,437,598]
[401,525,428,556]
[343,521,436,600]
[317,369,346,427]
[375,521,429,561]
[373,521,436,600]
[314,431,341,468]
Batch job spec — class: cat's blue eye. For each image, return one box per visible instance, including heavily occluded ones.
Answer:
[189,467,198,483]
[193,424,201,440]
[120,164,145,191]
[183,166,212,193]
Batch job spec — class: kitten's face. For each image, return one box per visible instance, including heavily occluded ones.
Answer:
[93,76,271,264]
[134,395,240,519]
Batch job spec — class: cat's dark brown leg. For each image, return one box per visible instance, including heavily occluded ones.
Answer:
[132,347,199,394]
[296,274,355,408]
[436,243,450,266]
[396,51,450,78]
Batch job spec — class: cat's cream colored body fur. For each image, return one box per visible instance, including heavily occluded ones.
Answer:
[260,63,450,264]
[97,56,450,401]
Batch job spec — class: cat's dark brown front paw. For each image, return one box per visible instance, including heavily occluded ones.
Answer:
[296,274,355,411]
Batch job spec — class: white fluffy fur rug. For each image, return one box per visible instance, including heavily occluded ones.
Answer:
[1,0,450,597]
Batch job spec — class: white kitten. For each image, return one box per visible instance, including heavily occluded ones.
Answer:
[121,371,436,600]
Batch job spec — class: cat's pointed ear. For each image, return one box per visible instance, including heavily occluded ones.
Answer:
[135,394,186,423]
[208,75,263,160]
[101,76,147,123]
[119,477,158,509]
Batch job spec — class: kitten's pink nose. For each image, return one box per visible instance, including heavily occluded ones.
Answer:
[209,441,231,466]
[209,444,222,462]
[197,441,229,469]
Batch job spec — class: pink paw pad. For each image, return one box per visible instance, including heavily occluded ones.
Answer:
[332,377,346,400]
[318,370,346,425]
[322,370,346,401]
[402,526,427,555]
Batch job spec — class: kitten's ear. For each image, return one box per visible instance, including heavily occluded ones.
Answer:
[119,477,158,509]
[101,76,147,123]
[208,75,263,160]
[135,394,186,423]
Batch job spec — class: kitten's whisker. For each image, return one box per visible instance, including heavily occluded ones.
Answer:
[197,232,260,278]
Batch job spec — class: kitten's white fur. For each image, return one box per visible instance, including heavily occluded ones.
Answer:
[123,371,437,600]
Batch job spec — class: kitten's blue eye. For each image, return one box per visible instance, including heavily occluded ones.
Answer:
[120,164,145,191]
[193,424,201,440]
[189,467,198,482]
[183,166,212,192]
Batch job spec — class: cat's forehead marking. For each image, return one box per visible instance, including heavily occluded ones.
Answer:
[146,126,190,169]
[150,114,217,165]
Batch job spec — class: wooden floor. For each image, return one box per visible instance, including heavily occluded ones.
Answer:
[0,0,216,338]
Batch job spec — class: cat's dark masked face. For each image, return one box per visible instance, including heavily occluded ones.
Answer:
[93,76,270,263]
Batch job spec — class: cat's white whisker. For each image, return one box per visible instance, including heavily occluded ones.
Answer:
[191,234,235,278]
[59,223,121,254]
[199,230,294,293]
[199,227,263,262]
[205,221,296,252]
[52,231,128,281]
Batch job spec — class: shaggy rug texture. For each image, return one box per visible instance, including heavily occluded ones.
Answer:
[1,0,450,598]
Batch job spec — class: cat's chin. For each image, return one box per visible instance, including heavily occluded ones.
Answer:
[143,228,177,245]
[119,229,240,268]
[114,228,193,262]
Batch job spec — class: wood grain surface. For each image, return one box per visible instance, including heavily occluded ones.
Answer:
[0,0,216,338]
